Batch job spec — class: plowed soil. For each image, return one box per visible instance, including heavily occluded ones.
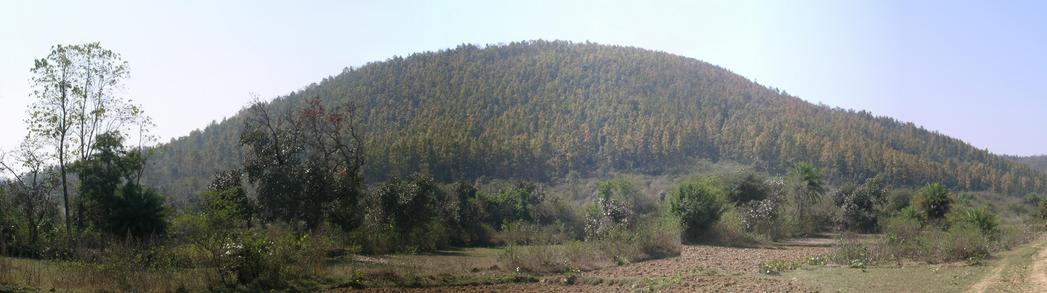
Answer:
[340,243,831,292]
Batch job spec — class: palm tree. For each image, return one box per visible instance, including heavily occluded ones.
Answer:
[790,162,826,224]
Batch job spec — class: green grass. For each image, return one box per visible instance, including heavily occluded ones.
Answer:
[782,238,1045,293]
[981,240,1043,292]
[782,264,990,293]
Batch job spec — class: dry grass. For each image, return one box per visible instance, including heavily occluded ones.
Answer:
[0,256,211,292]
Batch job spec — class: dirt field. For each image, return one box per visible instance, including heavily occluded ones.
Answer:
[335,243,831,292]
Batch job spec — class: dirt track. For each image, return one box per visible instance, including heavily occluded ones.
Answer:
[967,236,1047,293]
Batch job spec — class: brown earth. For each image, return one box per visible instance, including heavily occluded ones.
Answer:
[590,245,830,278]
[337,243,831,292]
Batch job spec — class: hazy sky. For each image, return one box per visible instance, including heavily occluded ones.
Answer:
[2,0,1046,155]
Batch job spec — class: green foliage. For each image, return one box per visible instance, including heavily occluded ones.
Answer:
[884,189,913,215]
[912,183,953,221]
[200,170,255,230]
[204,229,330,292]
[76,132,166,239]
[240,97,364,231]
[28,42,149,237]
[789,162,826,206]
[446,182,496,246]
[759,259,799,275]
[667,178,726,242]
[585,177,657,239]
[725,172,770,204]
[834,176,887,232]
[594,177,640,224]
[0,137,62,257]
[501,217,680,274]
[830,236,870,270]
[374,174,451,252]
[1039,198,1047,220]
[878,204,1008,264]
[937,222,991,262]
[946,207,998,237]
[107,183,167,239]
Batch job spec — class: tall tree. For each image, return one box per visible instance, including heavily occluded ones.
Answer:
[27,43,142,237]
[241,97,364,231]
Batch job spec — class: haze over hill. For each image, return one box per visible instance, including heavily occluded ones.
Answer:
[1010,155,1047,174]
[143,41,1047,204]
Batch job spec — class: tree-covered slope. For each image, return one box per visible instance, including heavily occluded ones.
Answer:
[1008,155,1047,174]
[144,40,1047,205]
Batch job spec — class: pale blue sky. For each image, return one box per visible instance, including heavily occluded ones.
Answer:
[2,0,1045,155]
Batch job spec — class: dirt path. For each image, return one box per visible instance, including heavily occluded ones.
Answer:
[1030,243,1047,289]
[967,261,1009,293]
[968,237,1047,293]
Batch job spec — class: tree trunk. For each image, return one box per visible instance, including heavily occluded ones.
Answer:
[59,142,71,240]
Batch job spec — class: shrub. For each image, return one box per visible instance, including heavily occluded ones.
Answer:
[204,229,331,291]
[739,197,782,239]
[834,177,886,232]
[500,221,571,245]
[667,178,727,242]
[725,172,770,204]
[884,189,913,215]
[594,177,654,225]
[758,259,797,275]
[831,235,870,268]
[1039,199,1047,220]
[200,170,255,230]
[374,174,452,252]
[937,223,991,262]
[710,207,764,245]
[947,207,998,238]
[501,217,681,274]
[912,183,953,221]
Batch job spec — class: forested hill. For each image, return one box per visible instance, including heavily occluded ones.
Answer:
[143,40,1047,205]
[1009,155,1047,173]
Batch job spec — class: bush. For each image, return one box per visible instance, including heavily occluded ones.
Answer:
[912,183,953,221]
[202,229,332,291]
[500,221,571,245]
[501,217,681,274]
[667,178,727,242]
[831,235,870,269]
[374,174,452,252]
[758,259,797,275]
[879,208,999,264]
[1039,199,1047,220]
[884,189,913,215]
[947,207,998,238]
[834,177,886,233]
[725,172,770,204]
[937,223,991,262]
[709,207,765,245]
[739,197,782,239]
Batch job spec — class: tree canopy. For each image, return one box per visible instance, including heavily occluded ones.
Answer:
[144,40,1047,206]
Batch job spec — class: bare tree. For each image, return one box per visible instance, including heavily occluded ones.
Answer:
[0,135,59,248]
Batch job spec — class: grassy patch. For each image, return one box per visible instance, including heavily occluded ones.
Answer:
[0,256,209,292]
[782,264,990,293]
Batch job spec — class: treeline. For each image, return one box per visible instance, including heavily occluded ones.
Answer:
[145,40,1046,206]
[1008,155,1047,174]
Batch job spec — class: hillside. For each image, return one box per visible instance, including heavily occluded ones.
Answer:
[143,40,1047,205]
[1009,155,1047,173]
